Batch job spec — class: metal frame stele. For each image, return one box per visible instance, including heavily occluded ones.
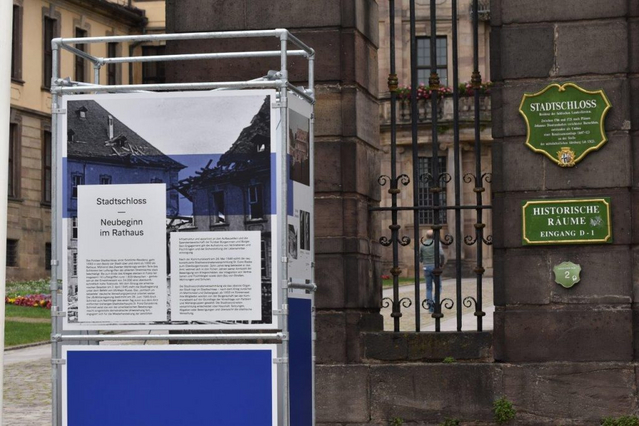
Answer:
[49,29,316,426]
[519,82,612,167]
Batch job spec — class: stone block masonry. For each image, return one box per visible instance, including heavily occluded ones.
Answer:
[164,0,639,424]
[491,0,639,422]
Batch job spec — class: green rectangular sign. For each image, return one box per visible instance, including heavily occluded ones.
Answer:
[522,198,611,245]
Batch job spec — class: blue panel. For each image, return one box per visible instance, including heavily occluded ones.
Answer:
[66,349,273,426]
[289,297,313,426]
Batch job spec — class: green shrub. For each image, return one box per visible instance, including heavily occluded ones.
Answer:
[493,397,516,424]
[442,357,456,364]
[389,418,404,426]
[440,418,461,426]
[601,416,639,426]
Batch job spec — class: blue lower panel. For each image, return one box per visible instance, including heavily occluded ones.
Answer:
[289,297,313,426]
[66,349,273,426]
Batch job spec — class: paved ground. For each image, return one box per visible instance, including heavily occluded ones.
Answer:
[3,344,51,426]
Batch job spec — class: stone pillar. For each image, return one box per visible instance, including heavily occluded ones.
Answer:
[491,0,638,419]
[165,0,382,364]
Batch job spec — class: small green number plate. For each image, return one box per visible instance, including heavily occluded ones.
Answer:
[553,262,582,289]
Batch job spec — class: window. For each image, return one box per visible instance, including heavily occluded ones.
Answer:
[71,174,84,198]
[74,28,87,82]
[45,243,51,270]
[8,123,19,198]
[142,45,165,84]
[248,185,264,220]
[42,130,51,204]
[11,5,22,80]
[76,106,88,120]
[100,175,112,185]
[43,16,57,88]
[209,191,226,224]
[417,156,447,224]
[7,239,18,267]
[417,36,448,87]
[107,42,117,85]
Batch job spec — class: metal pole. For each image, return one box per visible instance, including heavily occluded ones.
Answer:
[409,0,421,333]
[429,0,442,332]
[56,80,284,94]
[101,50,309,64]
[50,40,61,426]
[452,0,462,331]
[0,2,13,423]
[308,54,317,426]
[472,0,485,331]
[279,32,291,426]
[387,0,404,333]
[55,333,286,342]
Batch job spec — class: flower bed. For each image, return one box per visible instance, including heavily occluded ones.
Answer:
[5,293,52,309]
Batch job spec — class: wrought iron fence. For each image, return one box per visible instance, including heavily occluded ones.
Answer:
[372,0,492,332]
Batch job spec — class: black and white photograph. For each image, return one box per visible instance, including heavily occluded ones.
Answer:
[288,109,310,186]
[61,90,278,330]
[300,210,310,251]
[288,224,298,260]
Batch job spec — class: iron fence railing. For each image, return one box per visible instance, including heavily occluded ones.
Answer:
[372,0,492,332]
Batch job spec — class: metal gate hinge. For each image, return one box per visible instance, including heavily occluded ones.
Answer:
[51,359,66,365]
[52,108,67,114]
[273,308,288,316]
[273,357,288,364]
[281,257,288,264]
[51,310,66,317]
[272,99,288,109]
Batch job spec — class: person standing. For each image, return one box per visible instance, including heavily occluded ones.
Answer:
[419,230,446,313]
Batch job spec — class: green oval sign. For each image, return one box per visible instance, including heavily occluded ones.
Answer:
[519,83,611,167]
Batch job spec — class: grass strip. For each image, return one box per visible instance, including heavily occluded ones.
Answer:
[5,305,51,319]
[5,321,51,347]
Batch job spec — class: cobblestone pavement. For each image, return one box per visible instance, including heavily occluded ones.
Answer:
[3,344,51,426]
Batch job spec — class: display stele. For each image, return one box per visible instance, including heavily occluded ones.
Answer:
[519,82,611,167]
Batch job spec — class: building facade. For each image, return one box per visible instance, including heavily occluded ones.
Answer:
[175,97,273,323]
[8,0,165,281]
[377,0,493,277]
